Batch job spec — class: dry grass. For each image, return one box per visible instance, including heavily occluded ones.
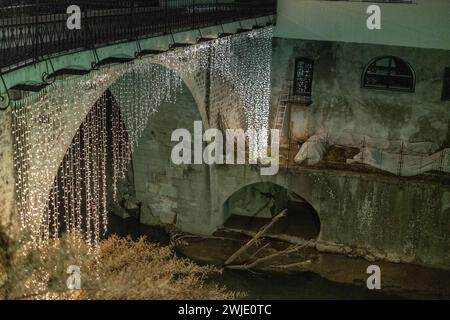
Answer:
[5,234,240,300]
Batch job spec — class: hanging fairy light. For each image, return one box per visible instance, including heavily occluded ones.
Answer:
[12,27,273,249]
[12,64,129,248]
[210,27,273,157]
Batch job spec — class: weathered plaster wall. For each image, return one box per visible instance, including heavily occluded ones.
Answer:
[271,38,450,145]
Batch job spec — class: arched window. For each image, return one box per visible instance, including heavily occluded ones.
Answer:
[362,56,415,92]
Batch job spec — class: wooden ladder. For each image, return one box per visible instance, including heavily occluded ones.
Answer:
[273,82,290,132]
[274,98,287,131]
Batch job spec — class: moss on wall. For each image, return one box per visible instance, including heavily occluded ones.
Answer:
[271,38,450,145]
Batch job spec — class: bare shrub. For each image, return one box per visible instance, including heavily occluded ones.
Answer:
[0,226,11,299]
[6,234,239,300]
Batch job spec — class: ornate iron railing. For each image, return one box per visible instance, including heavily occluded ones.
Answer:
[0,0,276,70]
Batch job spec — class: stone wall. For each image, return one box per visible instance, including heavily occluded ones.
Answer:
[270,38,450,146]
[129,80,215,234]
[210,165,450,268]
[135,147,450,268]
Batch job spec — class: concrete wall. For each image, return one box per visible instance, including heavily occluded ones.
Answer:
[276,0,450,50]
[270,38,450,145]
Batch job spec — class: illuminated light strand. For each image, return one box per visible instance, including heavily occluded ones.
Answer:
[12,65,127,248]
[12,27,273,249]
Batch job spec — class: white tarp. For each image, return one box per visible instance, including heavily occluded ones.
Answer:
[294,132,449,176]
[294,135,328,165]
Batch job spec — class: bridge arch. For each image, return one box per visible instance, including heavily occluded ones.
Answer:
[207,166,324,239]
[222,181,321,240]
[42,49,246,189]
[13,55,215,243]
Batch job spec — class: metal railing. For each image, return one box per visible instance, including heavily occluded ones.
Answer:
[0,0,277,70]
[279,79,312,106]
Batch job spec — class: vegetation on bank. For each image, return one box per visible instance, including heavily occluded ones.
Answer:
[1,234,238,300]
[0,226,11,299]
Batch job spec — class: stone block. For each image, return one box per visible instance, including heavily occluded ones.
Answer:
[166,167,184,179]
[140,203,161,226]
[160,211,177,225]
[146,182,160,195]
[159,183,178,198]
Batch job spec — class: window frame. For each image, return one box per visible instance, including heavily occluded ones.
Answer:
[361,56,416,93]
[293,57,314,98]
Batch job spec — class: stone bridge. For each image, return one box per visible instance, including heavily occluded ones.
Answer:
[144,161,450,268]
[0,8,448,271]
[0,15,274,236]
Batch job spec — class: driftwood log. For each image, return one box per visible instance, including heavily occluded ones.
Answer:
[224,209,287,266]
[226,240,313,270]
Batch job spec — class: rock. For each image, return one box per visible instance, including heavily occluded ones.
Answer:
[140,204,161,226]
[124,198,138,210]
[160,211,177,225]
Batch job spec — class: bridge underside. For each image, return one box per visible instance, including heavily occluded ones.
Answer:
[0,15,275,105]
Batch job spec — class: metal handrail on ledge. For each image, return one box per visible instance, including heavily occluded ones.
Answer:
[0,0,277,71]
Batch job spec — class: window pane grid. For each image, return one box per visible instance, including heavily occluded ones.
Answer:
[363,56,415,92]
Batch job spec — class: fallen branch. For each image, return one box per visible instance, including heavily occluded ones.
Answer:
[249,243,271,260]
[222,227,316,247]
[172,234,239,243]
[270,260,312,270]
[226,240,312,270]
[224,209,287,266]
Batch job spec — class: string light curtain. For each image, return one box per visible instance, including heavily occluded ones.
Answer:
[12,27,273,248]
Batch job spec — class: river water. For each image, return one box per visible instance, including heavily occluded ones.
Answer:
[211,269,398,300]
[106,213,402,300]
